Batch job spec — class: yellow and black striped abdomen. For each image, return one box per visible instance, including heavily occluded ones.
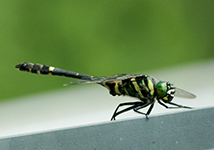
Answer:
[15,62,94,80]
[15,62,54,75]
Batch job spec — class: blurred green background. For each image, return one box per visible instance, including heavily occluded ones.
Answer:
[1,0,213,101]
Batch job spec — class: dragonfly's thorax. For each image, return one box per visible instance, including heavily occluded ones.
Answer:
[102,75,156,101]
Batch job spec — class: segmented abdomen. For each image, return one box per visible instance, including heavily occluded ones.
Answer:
[15,62,54,74]
[15,62,93,80]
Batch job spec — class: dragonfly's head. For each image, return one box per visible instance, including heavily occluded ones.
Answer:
[156,81,175,102]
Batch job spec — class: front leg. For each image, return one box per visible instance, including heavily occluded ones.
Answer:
[158,100,192,109]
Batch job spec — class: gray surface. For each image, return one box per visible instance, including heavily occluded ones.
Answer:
[0,107,214,150]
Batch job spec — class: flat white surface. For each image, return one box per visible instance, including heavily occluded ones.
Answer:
[0,59,213,138]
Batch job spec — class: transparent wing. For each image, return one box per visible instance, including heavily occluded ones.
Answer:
[64,74,145,86]
[175,88,196,99]
[103,74,143,81]
[63,79,104,86]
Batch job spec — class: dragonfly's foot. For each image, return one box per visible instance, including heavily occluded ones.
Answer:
[110,116,116,121]
[145,114,149,120]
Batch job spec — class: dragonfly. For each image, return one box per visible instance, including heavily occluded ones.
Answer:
[15,62,196,120]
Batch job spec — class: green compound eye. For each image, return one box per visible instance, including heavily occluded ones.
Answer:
[156,81,167,98]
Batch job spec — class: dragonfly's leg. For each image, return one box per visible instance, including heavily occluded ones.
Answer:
[133,103,154,119]
[111,102,142,121]
[167,101,192,109]
[158,100,192,109]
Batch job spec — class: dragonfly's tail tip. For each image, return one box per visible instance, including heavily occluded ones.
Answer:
[15,63,22,68]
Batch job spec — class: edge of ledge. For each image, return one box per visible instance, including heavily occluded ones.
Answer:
[0,107,214,150]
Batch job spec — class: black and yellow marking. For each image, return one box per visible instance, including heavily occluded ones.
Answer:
[102,76,155,101]
[15,62,96,81]
[15,62,196,121]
